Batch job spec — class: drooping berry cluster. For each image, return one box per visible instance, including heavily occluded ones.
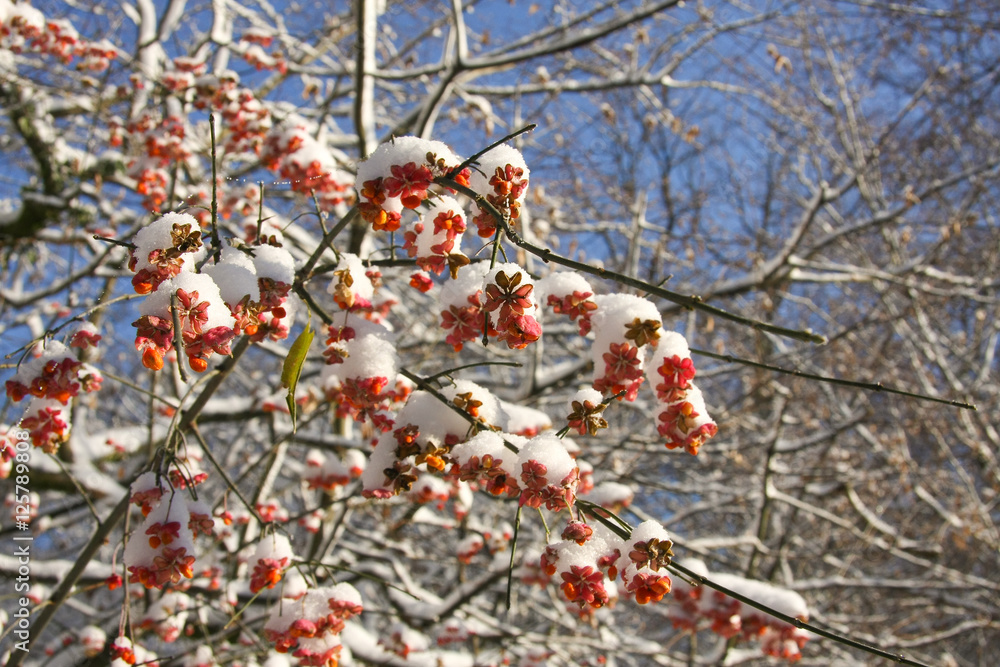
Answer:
[549,521,669,607]
[128,212,296,372]
[483,264,542,350]
[0,2,118,70]
[4,339,101,453]
[668,559,812,660]
[263,583,363,666]
[356,136,470,233]
[646,332,718,455]
[124,473,213,590]
[468,144,530,238]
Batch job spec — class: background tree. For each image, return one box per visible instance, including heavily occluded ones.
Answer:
[1,1,997,666]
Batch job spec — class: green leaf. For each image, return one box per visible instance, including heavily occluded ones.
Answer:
[281,323,314,431]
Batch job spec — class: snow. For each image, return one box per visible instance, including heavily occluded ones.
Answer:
[582,481,633,508]
[202,247,260,305]
[248,216,286,245]
[396,390,475,443]
[551,534,614,578]
[252,532,293,563]
[708,573,809,619]
[681,385,713,430]
[131,212,205,273]
[498,399,551,436]
[484,263,535,306]
[130,471,161,497]
[440,261,488,310]
[590,293,661,348]
[69,320,101,343]
[408,474,450,503]
[572,387,604,407]
[9,3,44,33]
[281,567,309,600]
[516,434,576,485]
[535,271,593,303]
[140,272,236,332]
[10,340,70,385]
[251,244,296,284]
[242,27,274,43]
[322,313,397,384]
[407,196,467,266]
[328,253,375,306]
[629,520,671,547]
[361,432,404,495]
[356,136,460,186]
[442,379,507,429]
[0,552,112,581]
[560,436,580,457]
[655,330,690,359]
[342,620,476,667]
[450,431,508,467]
[329,581,363,608]
[209,0,232,44]
[244,43,277,68]
[124,491,195,570]
[469,143,529,200]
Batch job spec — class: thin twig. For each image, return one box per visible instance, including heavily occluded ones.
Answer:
[505,505,522,610]
[577,503,934,667]
[208,114,221,263]
[310,189,334,256]
[189,423,265,525]
[668,561,933,667]
[178,335,252,428]
[4,294,141,360]
[690,346,976,410]
[294,282,335,326]
[170,290,190,384]
[256,182,265,242]
[422,360,522,383]
[397,367,485,433]
[91,234,136,249]
[397,367,522,454]
[6,493,131,667]
[446,124,537,178]
[300,206,359,279]
[50,456,101,521]
[101,370,179,407]
[436,177,827,344]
